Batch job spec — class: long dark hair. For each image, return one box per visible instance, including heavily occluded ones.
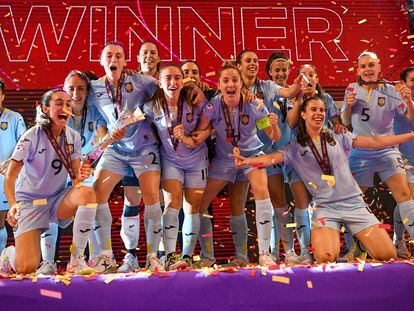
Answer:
[64,70,91,92]
[297,97,334,147]
[265,51,290,80]
[36,88,66,129]
[139,40,161,74]
[149,64,191,114]
[298,64,325,99]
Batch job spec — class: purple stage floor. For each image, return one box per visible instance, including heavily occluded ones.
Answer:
[1,261,414,311]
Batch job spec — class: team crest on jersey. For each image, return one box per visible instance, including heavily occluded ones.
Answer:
[241,114,249,125]
[377,97,386,107]
[88,121,94,132]
[124,82,133,93]
[327,138,337,146]
[186,113,194,123]
[0,122,8,130]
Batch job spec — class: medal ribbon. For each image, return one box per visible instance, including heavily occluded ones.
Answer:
[307,132,332,176]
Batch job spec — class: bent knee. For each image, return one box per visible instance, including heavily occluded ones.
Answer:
[77,186,96,204]
[371,247,396,261]
[314,251,339,264]
[15,258,40,274]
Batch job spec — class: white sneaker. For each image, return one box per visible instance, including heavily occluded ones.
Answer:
[192,257,216,269]
[395,240,411,259]
[36,260,57,276]
[165,252,188,271]
[67,255,96,275]
[145,253,165,272]
[259,251,277,266]
[285,250,301,265]
[222,255,249,268]
[117,253,139,273]
[299,250,314,264]
[91,254,117,274]
[0,246,14,277]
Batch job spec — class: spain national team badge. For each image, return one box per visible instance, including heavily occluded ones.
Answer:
[377,97,385,107]
[186,113,194,123]
[1,122,8,130]
[327,138,337,146]
[241,114,249,125]
[67,144,74,155]
[88,121,94,132]
[124,82,133,93]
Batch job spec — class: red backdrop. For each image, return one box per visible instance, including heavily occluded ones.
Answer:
[0,0,412,89]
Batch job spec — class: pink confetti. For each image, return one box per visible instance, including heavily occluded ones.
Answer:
[40,289,62,299]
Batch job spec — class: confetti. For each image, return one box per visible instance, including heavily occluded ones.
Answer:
[32,277,38,283]
[203,214,213,219]
[183,77,194,84]
[307,281,313,288]
[250,162,264,168]
[308,182,318,190]
[371,263,383,267]
[407,34,414,39]
[340,226,346,233]
[201,233,213,237]
[40,289,62,299]
[261,267,266,275]
[321,175,335,186]
[86,203,98,208]
[403,217,409,224]
[257,99,264,110]
[317,217,326,225]
[193,255,200,261]
[379,224,391,230]
[358,19,367,24]
[163,207,169,216]
[194,190,204,194]
[273,101,280,110]
[285,223,297,228]
[250,268,258,278]
[33,199,47,206]
[357,261,365,272]
[268,264,280,270]
[272,275,290,284]
[62,108,74,116]
[104,275,117,284]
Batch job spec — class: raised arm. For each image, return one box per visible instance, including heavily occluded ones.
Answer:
[262,113,281,141]
[352,132,414,149]
[341,92,356,126]
[235,151,284,168]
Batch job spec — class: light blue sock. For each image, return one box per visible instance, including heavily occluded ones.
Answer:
[41,223,58,262]
[199,213,214,259]
[182,213,200,257]
[230,214,248,259]
[0,227,7,254]
[294,208,311,254]
[393,205,405,241]
[144,202,162,254]
[274,207,294,253]
[255,198,273,253]
[398,200,414,239]
[162,207,179,255]
[72,205,97,260]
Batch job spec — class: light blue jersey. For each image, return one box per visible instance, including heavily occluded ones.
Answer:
[343,82,406,158]
[0,108,26,162]
[88,73,158,154]
[11,125,81,201]
[203,94,270,161]
[67,103,107,155]
[144,99,208,169]
[394,113,414,165]
[0,108,26,210]
[283,131,362,205]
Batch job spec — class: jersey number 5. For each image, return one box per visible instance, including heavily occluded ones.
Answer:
[361,108,370,122]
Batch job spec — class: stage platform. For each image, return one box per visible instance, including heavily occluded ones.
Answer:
[1,260,413,311]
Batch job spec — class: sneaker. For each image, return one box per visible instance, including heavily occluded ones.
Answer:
[223,255,249,268]
[35,260,57,276]
[146,253,165,272]
[270,251,281,264]
[299,250,314,264]
[182,255,193,268]
[91,254,117,274]
[165,252,188,271]
[337,250,354,263]
[67,255,96,275]
[192,257,216,269]
[259,251,277,266]
[285,250,301,265]
[395,240,411,259]
[0,246,14,277]
[117,253,139,273]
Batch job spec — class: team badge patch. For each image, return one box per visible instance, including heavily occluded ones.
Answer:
[327,138,337,146]
[186,113,194,123]
[377,97,385,107]
[124,82,133,93]
[88,121,94,132]
[1,122,8,130]
[241,114,249,125]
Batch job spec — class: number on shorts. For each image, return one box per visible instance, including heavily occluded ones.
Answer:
[201,168,208,180]
[51,159,63,175]
[397,157,405,169]
[361,108,370,122]
[148,152,159,165]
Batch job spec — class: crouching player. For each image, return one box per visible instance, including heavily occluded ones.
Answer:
[0,89,98,275]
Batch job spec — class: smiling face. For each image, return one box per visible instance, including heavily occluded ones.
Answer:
[218,68,242,106]
[160,66,184,103]
[404,70,414,96]
[301,98,326,130]
[269,60,290,86]
[357,54,381,84]
[43,91,72,128]
[100,44,127,83]
[237,51,259,80]
[181,61,201,84]
[299,65,319,97]
[138,42,160,76]
[63,73,88,113]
